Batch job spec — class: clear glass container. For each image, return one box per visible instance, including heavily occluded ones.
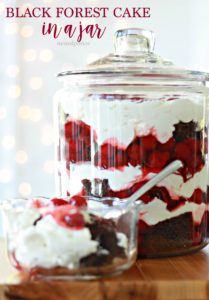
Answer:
[54,28,209,258]
[2,197,138,280]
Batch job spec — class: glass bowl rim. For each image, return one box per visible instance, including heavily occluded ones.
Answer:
[1,196,141,214]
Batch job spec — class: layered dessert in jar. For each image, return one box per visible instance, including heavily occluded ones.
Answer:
[55,91,208,257]
[3,197,137,278]
[55,28,209,257]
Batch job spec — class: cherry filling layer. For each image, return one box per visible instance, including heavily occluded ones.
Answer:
[62,119,208,256]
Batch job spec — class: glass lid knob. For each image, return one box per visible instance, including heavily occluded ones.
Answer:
[114,28,155,55]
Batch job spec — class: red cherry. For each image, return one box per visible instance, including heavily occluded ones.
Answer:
[51,205,85,230]
[157,138,175,151]
[115,149,127,167]
[175,139,204,173]
[185,138,202,154]
[186,138,202,155]
[188,189,204,205]
[175,143,191,162]
[127,138,144,166]
[140,192,153,204]
[67,140,91,162]
[79,123,91,139]
[50,198,68,206]
[64,120,93,142]
[69,196,87,207]
[110,181,144,199]
[65,121,80,140]
[64,212,85,230]
[66,141,77,161]
[189,155,204,175]
[147,151,170,169]
[95,143,127,169]
[140,135,157,151]
[113,189,131,199]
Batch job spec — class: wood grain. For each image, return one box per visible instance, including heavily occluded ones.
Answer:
[1,239,209,300]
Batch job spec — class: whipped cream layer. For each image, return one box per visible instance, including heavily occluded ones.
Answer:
[63,163,142,196]
[63,163,207,200]
[141,198,206,226]
[56,90,205,145]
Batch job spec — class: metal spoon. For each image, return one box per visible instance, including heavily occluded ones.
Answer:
[125,160,183,205]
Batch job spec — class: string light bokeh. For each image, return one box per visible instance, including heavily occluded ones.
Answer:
[0,0,209,202]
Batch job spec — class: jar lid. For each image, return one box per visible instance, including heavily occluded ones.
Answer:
[57,28,209,85]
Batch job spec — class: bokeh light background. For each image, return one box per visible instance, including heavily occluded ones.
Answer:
[0,0,209,202]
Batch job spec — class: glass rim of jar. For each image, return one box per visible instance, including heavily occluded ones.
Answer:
[56,69,209,88]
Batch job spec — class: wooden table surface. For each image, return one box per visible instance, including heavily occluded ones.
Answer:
[1,238,209,300]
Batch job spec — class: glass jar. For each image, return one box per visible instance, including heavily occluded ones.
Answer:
[54,28,209,258]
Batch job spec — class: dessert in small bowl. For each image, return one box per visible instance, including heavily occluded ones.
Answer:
[1,196,139,280]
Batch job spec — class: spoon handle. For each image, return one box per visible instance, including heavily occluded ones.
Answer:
[127,160,183,203]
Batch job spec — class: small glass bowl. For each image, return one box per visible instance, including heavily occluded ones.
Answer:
[1,197,139,280]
